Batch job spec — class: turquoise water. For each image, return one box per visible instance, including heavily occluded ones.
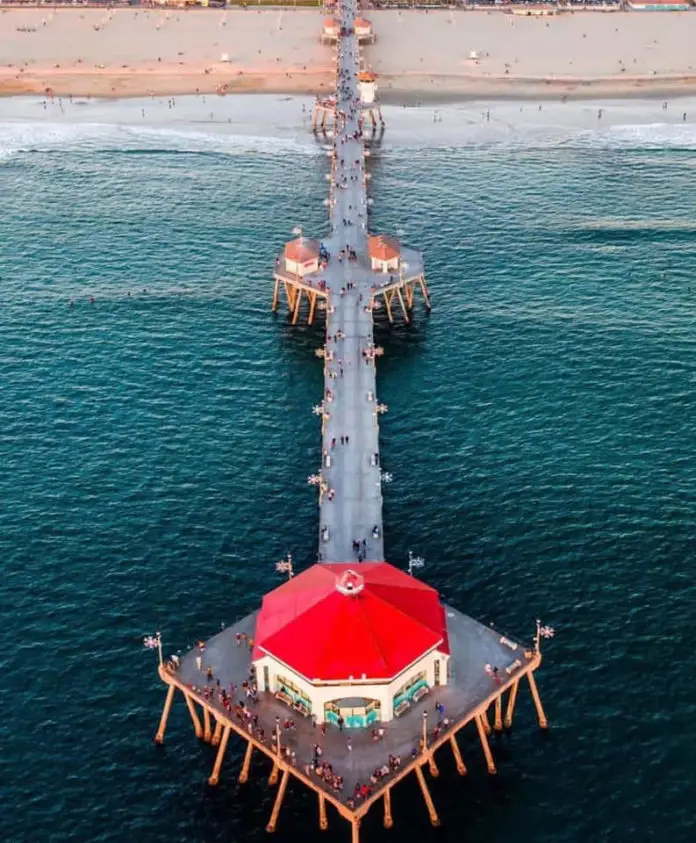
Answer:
[1,97,695,842]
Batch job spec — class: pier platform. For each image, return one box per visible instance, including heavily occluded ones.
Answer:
[159,608,545,823]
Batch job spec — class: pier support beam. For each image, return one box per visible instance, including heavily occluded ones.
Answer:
[419,277,432,310]
[292,288,303,326]
[383,290,394,323]
[272,278,280,312]
[203,706,212,743]
[428,752,439,778]
[450,734,467,775]
[395,286,409,323]
[481,707,492,736]
[269,761,279,786]
[527,671,548,729]
[185,693,203,739]
[318,792,328,831]
[475,714,497,775]
[494,695,503,732]
[211,719,223,747]
[415,765,440,827]
[208,724,231,786]
[505,679,520,729]
[154,683,176,745]
[308,291,317,326]
[404,283,414,310]
[265,768,290,832]
[239,742,253,784]
[351,818,361,843]
[284,281,296,313]
[383,788,393,829]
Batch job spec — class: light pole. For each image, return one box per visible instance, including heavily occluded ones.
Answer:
[275,553,294,580]
[408,550,424,576]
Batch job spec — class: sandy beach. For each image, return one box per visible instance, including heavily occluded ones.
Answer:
[4,8,696,100]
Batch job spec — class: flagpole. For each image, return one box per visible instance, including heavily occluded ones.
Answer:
[534,619,541,654]
[157,631,163,667]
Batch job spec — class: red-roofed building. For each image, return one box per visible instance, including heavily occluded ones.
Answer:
[368,235,400,273]
[284,237,320,277]
[253,562,450,725]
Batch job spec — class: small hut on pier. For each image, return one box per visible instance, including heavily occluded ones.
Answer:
[284,237,320,277]
[321,16,340,44]
[355,16,376,44]
[369,235,400,273]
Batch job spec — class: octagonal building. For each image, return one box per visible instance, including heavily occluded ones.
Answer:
[252,563,450,726]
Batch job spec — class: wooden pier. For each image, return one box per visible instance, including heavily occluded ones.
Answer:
[155,614,550,841]
[152,0,550,839]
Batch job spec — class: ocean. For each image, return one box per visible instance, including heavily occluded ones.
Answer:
[1,94,695,843]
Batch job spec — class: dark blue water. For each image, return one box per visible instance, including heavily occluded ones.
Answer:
[1,108,695,843]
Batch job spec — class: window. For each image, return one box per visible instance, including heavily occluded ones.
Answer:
[275,675,312,712]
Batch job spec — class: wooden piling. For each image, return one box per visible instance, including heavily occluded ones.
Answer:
[494,695,503,732]
[527,671,548,728]
[208,724,231,786]
[449,734,467,775]
[184,693,203,739]
[318,792,328,831]
[415,765,440,827]
[239,741,253,784]
[154,683,175,745]
[383,788,393,829]
[395,286,409,323]
[475,714,497,775]
[419,277,432,310]
[266,767,290,832]
[505,679,520,729]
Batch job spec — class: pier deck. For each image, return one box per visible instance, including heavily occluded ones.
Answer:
[169,608,538,817]
[316,0,384,564]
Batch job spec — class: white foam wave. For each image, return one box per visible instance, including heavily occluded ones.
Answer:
[0,120,320,160]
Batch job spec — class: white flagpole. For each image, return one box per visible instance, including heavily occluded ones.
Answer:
[156,631,163,667]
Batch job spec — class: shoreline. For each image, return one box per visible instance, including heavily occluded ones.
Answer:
[5,69,696,103]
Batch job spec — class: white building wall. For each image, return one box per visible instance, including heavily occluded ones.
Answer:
[359,81,376,105]
[285,257,318,277]
[254,647,449,723]
[371,256,399,273]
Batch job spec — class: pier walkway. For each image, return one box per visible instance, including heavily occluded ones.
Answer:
[316,0,384,565]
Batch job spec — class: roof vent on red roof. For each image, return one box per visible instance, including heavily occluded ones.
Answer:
[336,569,364,596]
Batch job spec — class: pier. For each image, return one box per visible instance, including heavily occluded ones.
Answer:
[150,1,550,840]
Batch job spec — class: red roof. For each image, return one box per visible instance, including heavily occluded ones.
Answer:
[253,562,449,682]
[369,234,400,262]
[285,237,319,264]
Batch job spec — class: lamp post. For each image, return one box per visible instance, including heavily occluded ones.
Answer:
[534,619,555,653]
[275,554,294,580]
[408,550,424,577]
[421,710,428,753]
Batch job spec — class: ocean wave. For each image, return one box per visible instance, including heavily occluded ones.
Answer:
[0,121,320,160]
[385,120,696,152]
